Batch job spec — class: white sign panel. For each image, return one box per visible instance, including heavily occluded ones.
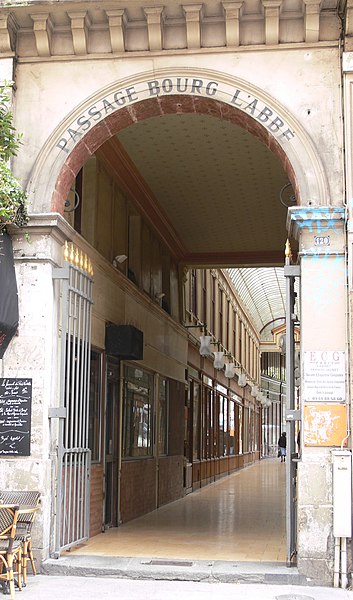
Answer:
[303,351,345,403]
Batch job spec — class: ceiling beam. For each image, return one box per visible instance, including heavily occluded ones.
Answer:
[180,250,285,268]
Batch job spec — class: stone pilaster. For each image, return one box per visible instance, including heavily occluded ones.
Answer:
[288,206,347,584]
[0,215,73,562]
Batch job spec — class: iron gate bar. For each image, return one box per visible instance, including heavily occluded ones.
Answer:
[52,247,93,555]
[284,256,301,566]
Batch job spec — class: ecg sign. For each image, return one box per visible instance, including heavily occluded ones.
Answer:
[0,378,32,456]
[304,404,347,447]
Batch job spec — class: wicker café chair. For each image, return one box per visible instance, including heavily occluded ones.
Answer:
[0,504,22,599]
[0,492,40,587]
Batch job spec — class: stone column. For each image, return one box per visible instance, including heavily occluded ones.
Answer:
[0,215,73,562]
[288,206,347,584]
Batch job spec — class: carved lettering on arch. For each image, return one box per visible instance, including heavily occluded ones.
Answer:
[55,76,295,155]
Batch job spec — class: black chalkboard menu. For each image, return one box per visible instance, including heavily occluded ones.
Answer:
[0,378,32,456]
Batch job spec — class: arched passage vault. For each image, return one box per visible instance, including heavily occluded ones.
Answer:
[28,68,329,268]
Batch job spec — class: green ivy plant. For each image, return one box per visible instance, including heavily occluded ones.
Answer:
[0,83,28,227]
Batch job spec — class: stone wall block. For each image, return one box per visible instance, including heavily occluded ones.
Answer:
[297,504,333,557]
[218,102,246,127]
[54,163,76,210]
[104,107,135,135]
[159,94,195,115]
[244,116,271,147]
[297,557,333,586]
[194,96,223,117]
[129,97,163,122]
[65,139,92,178]
[51,189,65,215]
[80,119,112,155]
[298,459,332,506]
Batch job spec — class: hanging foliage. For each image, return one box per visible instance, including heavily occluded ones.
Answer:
[0,84,28,227]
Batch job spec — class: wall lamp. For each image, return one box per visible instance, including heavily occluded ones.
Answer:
[224,362,235,378]
[198,335,225,369]
[199,335,213,357]
[251,385,259,398]
[154,292,165,300]
[185,322,205,330]
[213,351,225,370]
[238,373,247,387]
[112,254,128,267]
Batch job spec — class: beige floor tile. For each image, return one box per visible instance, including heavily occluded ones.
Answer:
[69,458,286,562]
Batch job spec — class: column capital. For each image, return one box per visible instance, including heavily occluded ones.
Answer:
[287,206,345,254]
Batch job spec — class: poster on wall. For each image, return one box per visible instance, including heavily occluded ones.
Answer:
[304,404,347,447]
[303,351,345,403]
[0,378,32,456]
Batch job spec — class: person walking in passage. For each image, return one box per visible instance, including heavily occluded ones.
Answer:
[278,431,287,463]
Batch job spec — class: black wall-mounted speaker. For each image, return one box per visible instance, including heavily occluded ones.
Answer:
[105,324,143,360]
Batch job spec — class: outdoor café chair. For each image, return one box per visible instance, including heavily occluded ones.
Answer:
[0,491,40,587]
[0,504,22,599]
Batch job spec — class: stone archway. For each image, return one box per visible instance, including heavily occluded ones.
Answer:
[27,68,329,214]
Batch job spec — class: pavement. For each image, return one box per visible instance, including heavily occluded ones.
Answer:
[8,554,352,600]
[18,555,352,599]
[15,574,353,600]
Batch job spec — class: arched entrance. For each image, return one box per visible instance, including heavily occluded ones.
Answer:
[28,68,329,217]
[27,70,338,575]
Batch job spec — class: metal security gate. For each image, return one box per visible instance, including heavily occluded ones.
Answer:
[284,241,301,566]
[52,242,94,555]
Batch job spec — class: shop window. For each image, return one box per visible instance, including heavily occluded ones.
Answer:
[219,396,224,456]
[218,288,223,343]
[202,386,212,459]
[217,386,228,457]
[238,327,242,365]
[202,270,207,326]
[254,411,259,451]
[123,366,153,458]
[190,269,197,315]
[226,299,230,350]
[238,405,243,455]
[192,382,201,460]
[223,398,228,456]
[157,377,168,456]
[88,350,102,463]
[210,276,216,334]
[229,401,235,455]
[243,407,250,453]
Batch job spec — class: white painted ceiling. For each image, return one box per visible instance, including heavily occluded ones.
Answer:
[117,112,297,334]
[117,113,289,256]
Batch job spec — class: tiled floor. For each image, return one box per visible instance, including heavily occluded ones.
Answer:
[69,458,286,562]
